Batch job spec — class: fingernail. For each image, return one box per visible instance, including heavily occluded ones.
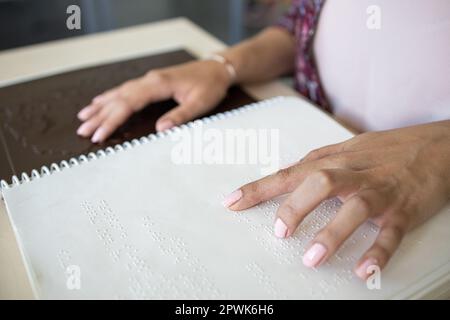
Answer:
[156,119,175,131]
[302,243,327,268]
[78,109,91,120]
[77,109,86,119]
[355,258,378,280]
[91,128,104,143]
[274,218,288,238]
[221,189,242,208]
[77,124,88,136]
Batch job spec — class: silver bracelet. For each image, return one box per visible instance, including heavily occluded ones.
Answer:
[204,53,237,84]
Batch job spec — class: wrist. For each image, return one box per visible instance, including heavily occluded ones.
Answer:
[203,53,237,87]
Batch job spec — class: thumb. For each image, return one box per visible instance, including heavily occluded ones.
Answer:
[155,94,214,132]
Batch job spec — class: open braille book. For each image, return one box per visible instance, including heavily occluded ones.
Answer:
[1,96,449,299]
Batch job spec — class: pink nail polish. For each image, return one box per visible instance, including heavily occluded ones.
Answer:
[77,124,88,136]
[91,128,104,143]
[156,119,175,132]
[77,111,85,120]
[78,107,91,119]
[222,189,242,208]
[355,258,379,280]
[302,243,327,268]
[274,218,288,238]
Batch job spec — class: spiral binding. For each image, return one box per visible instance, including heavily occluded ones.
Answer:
[0,96,286,193]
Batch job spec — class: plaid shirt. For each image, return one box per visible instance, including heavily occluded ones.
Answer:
[276,0,331,112]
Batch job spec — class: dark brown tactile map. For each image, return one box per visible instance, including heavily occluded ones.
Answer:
[0,49,255,181]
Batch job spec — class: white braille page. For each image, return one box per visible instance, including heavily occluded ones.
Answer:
[2,97,449,299]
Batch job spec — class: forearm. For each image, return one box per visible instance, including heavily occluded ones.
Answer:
[220,27,296,84]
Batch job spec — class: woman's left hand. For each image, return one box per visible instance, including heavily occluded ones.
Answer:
[223,120,450,280]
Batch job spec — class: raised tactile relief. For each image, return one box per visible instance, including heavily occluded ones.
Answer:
[0,49,255,181]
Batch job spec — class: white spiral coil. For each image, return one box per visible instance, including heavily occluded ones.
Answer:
[0,96,285,193]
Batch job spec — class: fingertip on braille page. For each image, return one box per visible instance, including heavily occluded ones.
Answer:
[302,243,327,268]
[221,189,243,208]
[355,258,379,280]
[274,218,288,238]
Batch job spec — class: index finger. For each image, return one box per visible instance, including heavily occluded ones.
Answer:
[223,157,334,211]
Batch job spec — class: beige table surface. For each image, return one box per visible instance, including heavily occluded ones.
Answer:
[0,18,302,299]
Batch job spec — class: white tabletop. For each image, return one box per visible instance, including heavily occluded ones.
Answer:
[0,18,300,299]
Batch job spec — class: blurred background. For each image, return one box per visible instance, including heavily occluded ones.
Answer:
[0,0,291,51]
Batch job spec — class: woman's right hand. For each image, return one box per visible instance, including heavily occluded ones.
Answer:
[76,59,233,143]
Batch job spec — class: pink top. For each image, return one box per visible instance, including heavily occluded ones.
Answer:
[277,0,450,132]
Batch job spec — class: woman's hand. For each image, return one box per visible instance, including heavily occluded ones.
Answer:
[76,26,297,143]
[223,121,450,280]
[76,59,232,143]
